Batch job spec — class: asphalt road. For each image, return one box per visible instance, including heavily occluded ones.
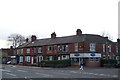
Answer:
[1,64,119,79]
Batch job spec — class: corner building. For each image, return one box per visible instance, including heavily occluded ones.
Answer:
[16,29,117,67]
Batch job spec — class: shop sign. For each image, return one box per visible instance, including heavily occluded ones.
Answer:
[90,53,95,56]
[74,53,80,56]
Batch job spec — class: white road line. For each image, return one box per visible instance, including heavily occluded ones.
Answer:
[112,75,118,78]
[82,72,118,78]
[5,73,16,77]
[70,71,78,73]
[53,72,70,75]
[35,73,53,77]
[17,70,27,72]
[2,69,11,72]
[43,68,52,69]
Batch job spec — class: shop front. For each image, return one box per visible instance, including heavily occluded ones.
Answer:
[70,53,101,67]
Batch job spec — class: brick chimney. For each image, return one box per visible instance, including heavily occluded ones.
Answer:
[26,38,29,42]
[31,35,37,42]
[76,29,82,35]
[51,32,56,39]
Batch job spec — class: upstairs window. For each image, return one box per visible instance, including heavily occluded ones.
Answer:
[116,45,118,53]
[20,49,23,54]
[90,43,96,52]
[74,43,78,51]
[103,44,105,52]
[38,47,42,53]
[48,46,52,51]
[108,45,111,52]
[26,48,30,54]
[62,45,68,52]
[58,45,61,51]
[33,48,36,54]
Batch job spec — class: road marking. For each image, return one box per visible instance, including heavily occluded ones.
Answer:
[17,70,27,72]
[53,72,70,76]
[12,66,16,67]
[5,73,16,77]
[35,73,53,77]
[81,72,118,78]
[70,71,78,73]
[112,75,118,78]
[2,69,11,72]
[43,68,52,70]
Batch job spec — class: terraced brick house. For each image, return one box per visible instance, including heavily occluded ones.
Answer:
[16,29,117,67]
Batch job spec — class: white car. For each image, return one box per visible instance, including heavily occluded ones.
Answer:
[7,61,11,64]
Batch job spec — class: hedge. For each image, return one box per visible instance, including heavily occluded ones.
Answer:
[39,59,71,67]
[101,59,117,64]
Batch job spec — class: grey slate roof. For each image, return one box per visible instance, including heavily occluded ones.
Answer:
[17,42,31,48]
[18,34,113,48]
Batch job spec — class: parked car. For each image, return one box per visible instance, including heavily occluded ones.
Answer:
[7,61,11,64]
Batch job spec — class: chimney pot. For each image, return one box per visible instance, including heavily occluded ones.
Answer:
[51,32,56,39]
[26,38,29,42]
[31,35,37,42]
[76,29,82,35]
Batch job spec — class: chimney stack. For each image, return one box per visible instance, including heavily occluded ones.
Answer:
[31,35,37,42]
[51,32,56,39]
[76,29,82,35]
[26,38,29,42]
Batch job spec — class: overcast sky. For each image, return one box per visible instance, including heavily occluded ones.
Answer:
[0,0,119,48]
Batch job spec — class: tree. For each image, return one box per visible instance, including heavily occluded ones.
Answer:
[8,33,25,48]
[100,31,113,41]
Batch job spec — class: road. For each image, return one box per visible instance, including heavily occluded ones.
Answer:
[1,64,119,79]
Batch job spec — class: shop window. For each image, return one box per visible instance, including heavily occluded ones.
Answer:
[71,58,80,65]
[95,58,100,62]
[90,58,94,62]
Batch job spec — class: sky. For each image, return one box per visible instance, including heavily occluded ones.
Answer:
[0,0,119,48]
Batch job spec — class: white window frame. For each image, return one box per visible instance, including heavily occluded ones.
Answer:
[48,46,52,51]
[38,56,43,62]
[21,49,23,54]
[26,48,30,54]
[62,55,69,60]
[49,56,52,61]
[25,56,30,62]
[19,56,23,62]
[17,49,19,54]
[38,47,42,53]
[108,45,111,52]
[33,48,36,54]
[103,44,105,52]
[116,45,118,53]
[74,43,78,51]
[58,45,61,51]
[62,45,68,52]
[90,43,96,52]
